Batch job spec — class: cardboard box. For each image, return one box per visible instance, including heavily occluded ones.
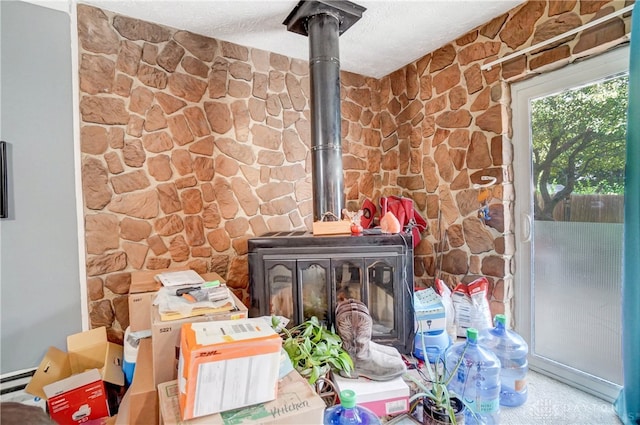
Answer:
[114,389,131,425]
[26,327,124,400]
[414,288,446,333]
[333,373,410,417]
[129,270,162,332]
[43,368,110,425]
[158,370,325,425]
[178,318,282,420]
[151,290,248,386]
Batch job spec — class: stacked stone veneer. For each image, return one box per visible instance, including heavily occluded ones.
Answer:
[78,1,632,340]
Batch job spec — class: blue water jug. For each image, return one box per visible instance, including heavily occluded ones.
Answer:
[445,327,501,425]
[323,390,381,425]
[414,329,451,363]
[479,314,529,407]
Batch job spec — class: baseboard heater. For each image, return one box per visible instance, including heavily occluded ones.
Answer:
[0,368,45,408]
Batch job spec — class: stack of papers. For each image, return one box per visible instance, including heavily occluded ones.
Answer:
[153,270,237,321]
[155,270,205,287]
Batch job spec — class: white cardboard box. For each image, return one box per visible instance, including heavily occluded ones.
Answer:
[333,373,410,417]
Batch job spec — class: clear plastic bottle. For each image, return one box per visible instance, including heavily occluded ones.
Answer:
[323,390,382,425]
[445,327,501,425]
[479,314,529,407]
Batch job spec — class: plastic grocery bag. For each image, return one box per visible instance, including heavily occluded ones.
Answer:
[435,278,457,342]
[452,277,492,337]
[379,196,427,247]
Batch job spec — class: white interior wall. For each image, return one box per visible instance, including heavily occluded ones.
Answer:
[0,0,84,374]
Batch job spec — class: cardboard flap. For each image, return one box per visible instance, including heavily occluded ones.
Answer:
[43,368,102,399]
[115,388,131,425]
[128,338,158,425]
[25,346,72,400]
[67,327,108,374]
[130,269,167,293]
[130,339,153,394]
[102,342,125,386]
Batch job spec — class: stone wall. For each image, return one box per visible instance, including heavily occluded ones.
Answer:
[77,1,632,340]
[372,0,633,322]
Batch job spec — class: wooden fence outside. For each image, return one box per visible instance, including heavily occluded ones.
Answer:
[548,194,624,223]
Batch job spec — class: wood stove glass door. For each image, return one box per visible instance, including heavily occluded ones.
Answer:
[333,259,364,304]
[298,259,331,325]
[265,259,296,325]
[367,258,397,338]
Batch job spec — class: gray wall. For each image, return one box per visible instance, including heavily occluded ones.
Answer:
[1,1,82,374]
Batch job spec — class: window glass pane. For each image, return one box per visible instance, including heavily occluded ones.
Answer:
[334,260,362,303]
[267,264,294,322]
[301,262,329,323]
[368,261,395,335]
[530,74,626,385]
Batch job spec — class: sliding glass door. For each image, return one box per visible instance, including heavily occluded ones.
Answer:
[512,46,628,401]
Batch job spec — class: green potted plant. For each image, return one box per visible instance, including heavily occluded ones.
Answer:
[405,336,469,425]
[276,316,354,385]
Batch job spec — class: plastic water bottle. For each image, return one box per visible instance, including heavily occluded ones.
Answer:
[324,390,381,425]
[479,314,529,407]
[445,327,501,425]
[122,327,139,386]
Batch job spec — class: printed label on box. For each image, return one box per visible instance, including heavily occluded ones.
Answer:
[385,398,408,415]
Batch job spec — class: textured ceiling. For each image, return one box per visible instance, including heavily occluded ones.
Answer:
[74,0,525,78]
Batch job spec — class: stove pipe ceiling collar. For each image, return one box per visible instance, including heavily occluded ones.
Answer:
[283,1,366,223]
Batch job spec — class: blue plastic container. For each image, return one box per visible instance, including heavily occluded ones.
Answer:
[324,390,381,425]
[445,327,501,425]
[414,329,450,363]
[122,327,139,386]
[479,314,529,407]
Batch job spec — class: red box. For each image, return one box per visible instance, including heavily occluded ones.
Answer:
[43,369,110,425]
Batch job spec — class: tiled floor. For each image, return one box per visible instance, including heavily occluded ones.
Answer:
[399,367,620,425]
[500,370,621,425]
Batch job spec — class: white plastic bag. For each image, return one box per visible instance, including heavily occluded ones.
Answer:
[452,277,492,337]
[435,278,457,342]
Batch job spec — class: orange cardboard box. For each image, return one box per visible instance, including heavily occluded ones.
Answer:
[177,318,282,420]
[151,289,248,386]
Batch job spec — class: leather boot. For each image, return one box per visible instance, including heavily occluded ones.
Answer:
[335,299,403,359]
[335,299,406,381]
